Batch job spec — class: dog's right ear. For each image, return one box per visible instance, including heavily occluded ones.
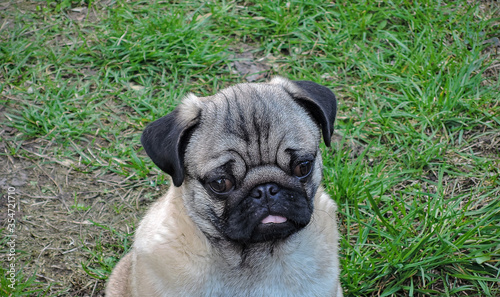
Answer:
[141,94,201,187]
[270,77,337,147]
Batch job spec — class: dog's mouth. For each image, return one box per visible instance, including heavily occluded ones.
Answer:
[247,214,302,243]
[224,212,308,244]
[260,215,287,224]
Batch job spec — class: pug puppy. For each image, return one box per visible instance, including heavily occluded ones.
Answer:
[106,77,343,297]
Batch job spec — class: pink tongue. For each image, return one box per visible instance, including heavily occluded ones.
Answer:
[261,215,287,224]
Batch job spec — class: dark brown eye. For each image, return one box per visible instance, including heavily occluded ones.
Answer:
[209,178,234,193]
[293,161,312,178]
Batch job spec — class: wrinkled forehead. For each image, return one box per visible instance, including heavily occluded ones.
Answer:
[210,83,295,117]
[184,83,321,179]
[201,83,319,146]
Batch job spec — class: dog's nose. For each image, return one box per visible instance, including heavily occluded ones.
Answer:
[250,183,280,200]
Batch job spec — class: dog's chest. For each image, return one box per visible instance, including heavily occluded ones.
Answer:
[197,249,335,297]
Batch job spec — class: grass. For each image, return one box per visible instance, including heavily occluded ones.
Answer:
[1,0,499,296]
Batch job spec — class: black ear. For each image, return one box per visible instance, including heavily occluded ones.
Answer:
[141,109,199,187]
[291,80,337,147]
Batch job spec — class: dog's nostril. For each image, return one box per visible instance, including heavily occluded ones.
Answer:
[269,185,279,196]
[251,188,264,199]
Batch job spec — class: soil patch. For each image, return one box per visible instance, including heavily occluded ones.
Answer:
[0,150,161,295]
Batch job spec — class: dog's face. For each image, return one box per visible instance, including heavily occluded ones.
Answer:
[141,77,337,245]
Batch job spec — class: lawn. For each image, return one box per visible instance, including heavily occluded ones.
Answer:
[0,0,499,296]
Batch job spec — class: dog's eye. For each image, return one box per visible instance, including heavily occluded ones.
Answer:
[209,178,234,193]
[293,161,312,178]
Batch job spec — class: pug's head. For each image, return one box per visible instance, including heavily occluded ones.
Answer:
[141,77,337,245]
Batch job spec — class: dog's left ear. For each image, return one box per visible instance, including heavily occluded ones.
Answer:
[141,94,202,187]
[270,77,337,147]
